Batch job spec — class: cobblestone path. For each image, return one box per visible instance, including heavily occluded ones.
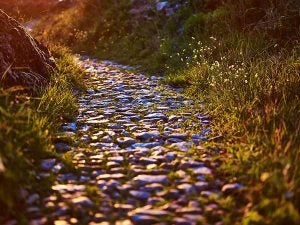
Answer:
[28,58,241,225]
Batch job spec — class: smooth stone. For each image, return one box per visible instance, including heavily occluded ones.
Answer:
[56,173,78,182]
[52,163,64,174]
[192,167,212,175]
[168,115,181,122]
[180,160,204,168]
[195,181,209,191]
[108,156,124,162]
[90,142,118,148]
[97,173,125,180]
[177,184,195,194]
[165,152,176,161]
[54,143,71,152]
[168,133,189,140]
[54,220,70,225]
[26,194,40,205]
[221,183,242,194]
[133,175,168,185]
[115,220,133,225]
[40,159,56,170]
[169,142,193,151]
[117,137,136,147]
[71,196,93,207]
[130,215,158,224]
[167,138,185,143]
[131,208,170,217]
[144,113,168,121]
[133,131,160,140]
[86,119,110,124]
[131,142,161,149]
[176,207,202,214]
[52,184,85,193]
[129,190,150,199]
[200,191,216,197]
[62,122,77,131]
[173,218,194,225]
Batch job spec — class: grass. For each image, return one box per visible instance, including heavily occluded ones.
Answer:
[166,35,300,224]
[30,0,300,223]
[0,45,85,222]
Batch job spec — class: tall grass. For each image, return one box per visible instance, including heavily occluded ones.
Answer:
[0,46,85,222]
[165,35,300,224]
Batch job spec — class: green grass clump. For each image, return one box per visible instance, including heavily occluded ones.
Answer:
[0,46,85,222]
[166,35,300,224]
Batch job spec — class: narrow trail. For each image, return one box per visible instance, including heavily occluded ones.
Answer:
[28,57,240,225]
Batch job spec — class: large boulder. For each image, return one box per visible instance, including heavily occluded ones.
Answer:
[0,10,56,89]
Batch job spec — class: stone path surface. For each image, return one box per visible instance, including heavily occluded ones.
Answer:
[26,58,241,225]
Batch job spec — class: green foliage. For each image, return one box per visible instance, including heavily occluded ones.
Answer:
[0,46,85,222]
[166,35,300,224]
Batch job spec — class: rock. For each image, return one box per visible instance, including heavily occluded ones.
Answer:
[54,220,70,225]
[195,181,209,191]
[131,142,161,149]
[177,184,195,194]
[156,1,170,11]
[40,159,56,170]
[52,184,85,193]
[176,207,202,214]
[97,173,125,180]
[169,142,193,151]
[133,131,160,140]
[129,190,150,199]
[116,220,133,225]
[130,215,158,224]
[168,133,189,140]
[221,183,242,194]
[173,218,194,225]
[26,194,40,205]
[54,143,71,152]
[117,137,136,147]
[130,208,170,217]
[71,196,93,207]
[0,10,56,88]
[139,157,158,165]
[144,112,168,121]
[165,152,176,161]
[192,167,213,175]
[62,122,77,131]
[133,174,168,185]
